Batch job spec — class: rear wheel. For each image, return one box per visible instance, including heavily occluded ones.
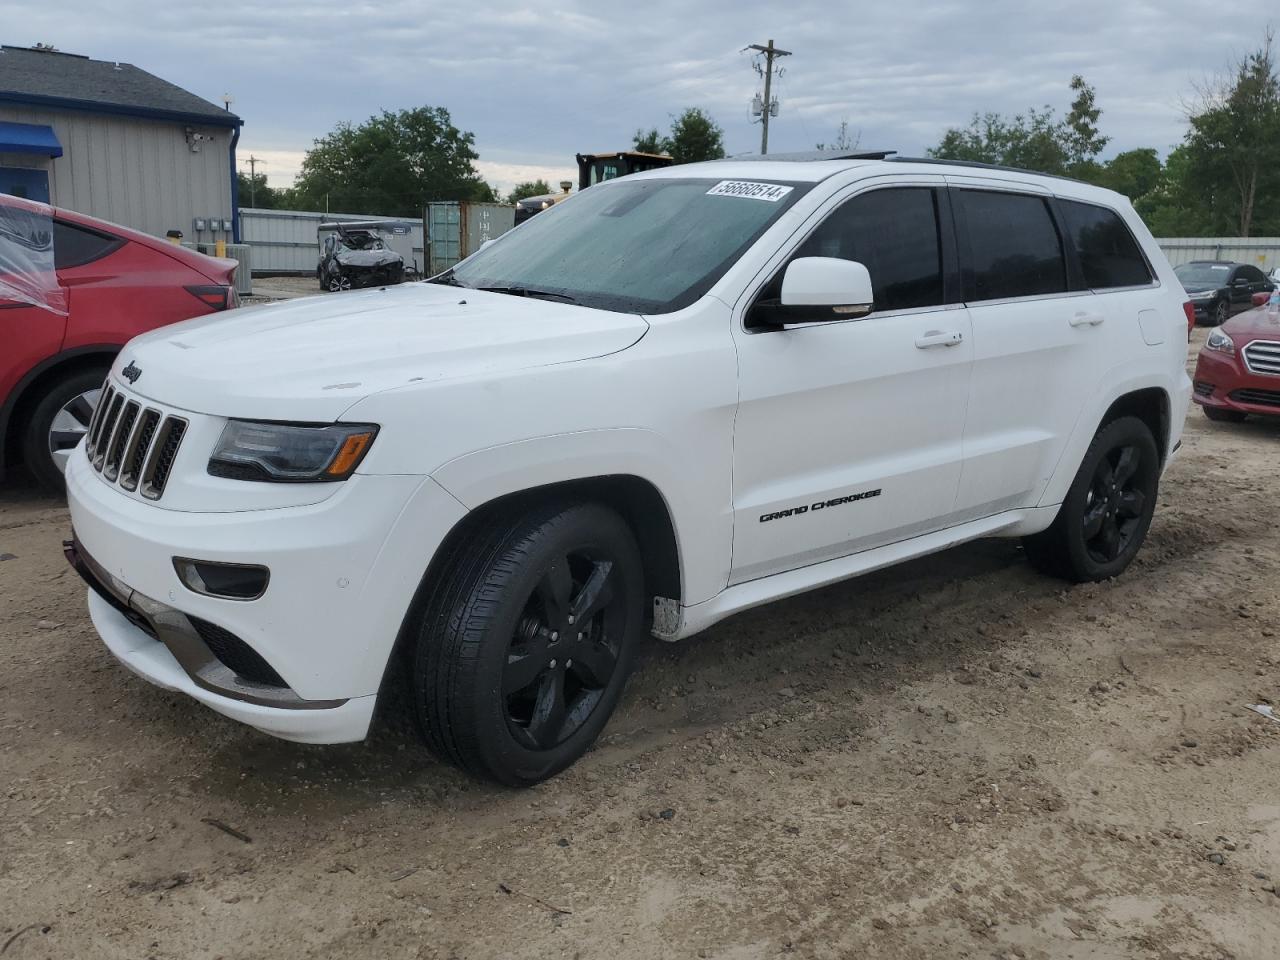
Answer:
[409,502,645,786]
[22,366,109,492]
[1204,406,1246,423]
[1023,416,1159,582]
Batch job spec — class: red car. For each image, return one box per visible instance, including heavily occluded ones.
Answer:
[0,194,237,489]
[1192,303,1280,422]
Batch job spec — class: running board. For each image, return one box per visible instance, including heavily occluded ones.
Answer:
[661,509,1042,641]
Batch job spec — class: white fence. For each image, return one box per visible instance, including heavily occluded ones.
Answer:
[1156,237,1280,272]
[239,207,426,275]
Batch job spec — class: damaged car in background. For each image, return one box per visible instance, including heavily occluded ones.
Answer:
[316,221,407,292]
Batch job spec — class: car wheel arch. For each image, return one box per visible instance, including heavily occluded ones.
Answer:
[377,473,684,709]
[0,345,118,476]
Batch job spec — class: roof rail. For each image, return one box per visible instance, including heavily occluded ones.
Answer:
[732,149,898,162]
[887,156,1088,184]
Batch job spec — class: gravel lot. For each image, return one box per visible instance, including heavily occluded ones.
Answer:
[3,327,1279,960]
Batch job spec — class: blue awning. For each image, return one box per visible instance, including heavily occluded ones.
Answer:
[0,122,62,158]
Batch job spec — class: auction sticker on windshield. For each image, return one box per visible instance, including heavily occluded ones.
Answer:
[706,181,794,202]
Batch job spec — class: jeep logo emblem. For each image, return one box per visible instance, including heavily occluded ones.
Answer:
[121,361,142,384]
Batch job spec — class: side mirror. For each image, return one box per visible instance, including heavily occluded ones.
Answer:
[750,257,874,327]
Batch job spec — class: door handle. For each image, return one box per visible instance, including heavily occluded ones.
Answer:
[1069,311,1105,327]
[914,329,964,349]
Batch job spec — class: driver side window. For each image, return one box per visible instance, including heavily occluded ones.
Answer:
[793,187,946,312]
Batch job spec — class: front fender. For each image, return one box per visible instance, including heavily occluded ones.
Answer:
[430,428,731,606]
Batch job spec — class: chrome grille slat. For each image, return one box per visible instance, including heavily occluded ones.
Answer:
[119,409,161,492]
[92,394,124,471]
[140,417,187,500]
[85,383,113,458]
[1244,340,1280,376]
[85,380,187,502]
[103,401,139,481]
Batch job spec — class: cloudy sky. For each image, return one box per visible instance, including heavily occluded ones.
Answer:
[6,0,1267,194]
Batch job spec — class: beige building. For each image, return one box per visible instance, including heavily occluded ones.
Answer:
[0,44,242,242]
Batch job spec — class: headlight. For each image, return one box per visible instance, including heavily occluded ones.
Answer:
[1205,327,1235,355]
[208,421,378,482]
[1188,290,1214,300]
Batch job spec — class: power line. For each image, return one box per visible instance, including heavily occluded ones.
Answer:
[745,39,791,154]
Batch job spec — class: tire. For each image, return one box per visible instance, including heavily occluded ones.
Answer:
[409,501,645,786]
[21,365,110,492]
[1022,416,1160,583]
[1213,299,1230,326]
[1204,406,1246,423]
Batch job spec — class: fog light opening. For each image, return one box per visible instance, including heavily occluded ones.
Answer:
[173,558,270,601]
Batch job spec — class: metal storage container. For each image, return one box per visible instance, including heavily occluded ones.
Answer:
[426,201,515,275]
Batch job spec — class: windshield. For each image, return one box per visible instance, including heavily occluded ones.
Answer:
[1175,263,1231,285]
[341,234,384,251]
[445,177,812,313]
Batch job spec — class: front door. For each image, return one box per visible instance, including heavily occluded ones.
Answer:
[0,167,50,203]
[729,183,972,584]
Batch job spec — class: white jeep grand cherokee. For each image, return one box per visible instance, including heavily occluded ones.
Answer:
[66,154,1192,785]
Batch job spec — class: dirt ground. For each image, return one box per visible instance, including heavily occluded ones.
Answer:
[3,328,1280,960]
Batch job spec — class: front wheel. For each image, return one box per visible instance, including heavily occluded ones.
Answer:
[1023,416,1160,582]
[22,366,109,492]
[409,502,645,786]
[1213,299,1230,326]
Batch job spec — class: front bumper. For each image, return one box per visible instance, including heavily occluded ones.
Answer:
[66,446,468,743]
[1192,349,1280,417]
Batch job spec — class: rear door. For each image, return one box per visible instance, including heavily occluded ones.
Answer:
[949,183,1128,517]
[729,179,973,584]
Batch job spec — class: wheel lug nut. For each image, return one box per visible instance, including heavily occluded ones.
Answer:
[549,659,557,668]
[578,632,584,641]
[568,615,575,625]
[550,631,559,642]
[565,659,573,668]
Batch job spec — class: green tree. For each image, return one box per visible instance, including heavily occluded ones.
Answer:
[928,76,1108,177]
[666,107,725,164]
[1180,35,1280,236]
[292,107,492,216]
[815,120,858,152]
[506,179,551,204]
[236,171,279,209]
[633,128,664,154]
[632,108,725,164]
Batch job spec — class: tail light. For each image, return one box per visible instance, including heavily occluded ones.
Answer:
[185,284,237,311]
[1183,301,1195,333]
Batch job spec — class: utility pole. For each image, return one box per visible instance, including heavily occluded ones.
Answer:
[241,155,264,207]
[748,39,791,154]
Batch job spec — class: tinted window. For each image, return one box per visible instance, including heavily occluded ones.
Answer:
[53,220,122,270]
[795,188,944,311]
[1060,200,1152,289]
[1240,265,1266,283]
[957,190,1067,301]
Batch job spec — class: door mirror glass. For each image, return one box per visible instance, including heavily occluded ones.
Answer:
[750,257,874,326]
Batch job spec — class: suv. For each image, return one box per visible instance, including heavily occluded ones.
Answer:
[1176,260,1275,326]
[65,156,1191,785]
[1,194,238,489]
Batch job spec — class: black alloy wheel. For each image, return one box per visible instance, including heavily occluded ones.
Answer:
[408,501,644,785]
[1080,443,1147,565]
[1213,299,1230,326]
[1023,416,1159,582]
[503,552,624,750]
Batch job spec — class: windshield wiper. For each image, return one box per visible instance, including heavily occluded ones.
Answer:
[478,285,578,304]
[428,271,469,288]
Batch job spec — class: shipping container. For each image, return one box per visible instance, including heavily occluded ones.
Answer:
[426,201,515,275]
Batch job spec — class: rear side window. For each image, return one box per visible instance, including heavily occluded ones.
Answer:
[1060,200,1152,289]
[53,220,123,270]
[956,190,1067,301]
[795,187,945,311]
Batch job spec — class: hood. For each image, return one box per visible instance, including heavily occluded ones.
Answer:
[1180,282,1221,294]
[335,248,403,268]
[1223,305,1280,340]
[114,282,649,421]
